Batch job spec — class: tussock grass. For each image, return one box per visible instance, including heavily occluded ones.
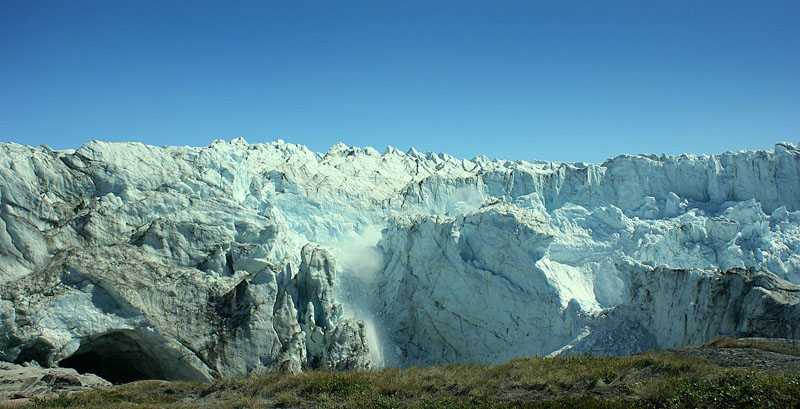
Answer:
[23,351,800,409]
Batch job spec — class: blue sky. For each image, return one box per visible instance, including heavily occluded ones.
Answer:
[1,1,798,162]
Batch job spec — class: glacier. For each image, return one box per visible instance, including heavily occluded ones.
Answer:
[0,138,799,381]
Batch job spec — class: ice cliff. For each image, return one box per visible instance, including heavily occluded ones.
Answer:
[1,138,799,381]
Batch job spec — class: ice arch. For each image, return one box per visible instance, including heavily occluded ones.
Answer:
[58,330,207,384]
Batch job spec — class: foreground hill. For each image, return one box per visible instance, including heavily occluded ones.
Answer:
[14,337,800,408]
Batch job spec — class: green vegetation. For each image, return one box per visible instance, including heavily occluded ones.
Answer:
[25,351,800,409]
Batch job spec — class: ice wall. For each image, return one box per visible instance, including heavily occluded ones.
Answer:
[0,139,799,376]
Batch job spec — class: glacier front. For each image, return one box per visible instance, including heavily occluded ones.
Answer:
[0,139,799,381]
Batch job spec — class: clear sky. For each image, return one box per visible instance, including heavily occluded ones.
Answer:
[1,1,798,163]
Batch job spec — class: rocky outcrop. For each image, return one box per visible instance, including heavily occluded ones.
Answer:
[0,361,109,402]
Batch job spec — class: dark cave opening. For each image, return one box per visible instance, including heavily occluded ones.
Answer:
[14,337,54,367]
[58,330,174,384]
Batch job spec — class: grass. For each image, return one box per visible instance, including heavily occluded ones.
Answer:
[22,350,800,409]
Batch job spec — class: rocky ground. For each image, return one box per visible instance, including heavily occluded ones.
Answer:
[662,337,800,373]
[0,362,109,406]
[2,337,800,408]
